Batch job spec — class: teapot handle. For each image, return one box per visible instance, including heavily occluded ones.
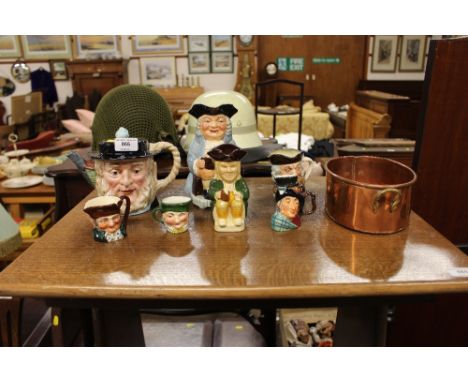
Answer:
[149,142,181,192]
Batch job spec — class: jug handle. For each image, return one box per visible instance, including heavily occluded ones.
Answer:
[149,142,181,193]
[302,156,315,180]
[119,196,131,230]
[372,188,401,213]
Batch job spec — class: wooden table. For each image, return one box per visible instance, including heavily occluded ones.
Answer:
[0,181,55,219]
[0,177,467,346]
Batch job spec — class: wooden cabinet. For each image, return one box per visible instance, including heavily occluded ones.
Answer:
[386,37,468,347]
[355,90,420,139]
[67,59,128,100]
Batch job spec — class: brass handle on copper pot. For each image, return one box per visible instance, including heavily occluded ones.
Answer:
[372,188,401,213]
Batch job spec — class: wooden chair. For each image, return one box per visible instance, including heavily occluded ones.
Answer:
[346,102,391,139]
[255,79,304,150]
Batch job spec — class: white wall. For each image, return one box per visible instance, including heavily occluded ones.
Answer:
[0,35,238,119]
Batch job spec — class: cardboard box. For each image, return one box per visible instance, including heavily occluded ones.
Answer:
[279,308,338,347]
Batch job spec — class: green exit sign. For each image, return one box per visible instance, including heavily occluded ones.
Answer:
[313,57,341,64]
[277,57,305,71]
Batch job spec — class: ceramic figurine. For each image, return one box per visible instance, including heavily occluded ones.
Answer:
[269,148,322,192]
[153,195,191,234]
[92,127,181,215]
[184,103,238,209]
[206,143,249,232]
[271,189,304,232]
[272,174,317,217]
[83,195,130,243]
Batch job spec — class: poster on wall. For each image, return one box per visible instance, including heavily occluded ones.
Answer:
[0,35,21,58]
[21,35,72,60]
[132,35,184,55]
[74,35,120,59]
[370,35,398,73]
[139,57,176,87]
[399,36,427,72]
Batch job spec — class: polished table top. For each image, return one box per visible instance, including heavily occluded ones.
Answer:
[0,177,467,300]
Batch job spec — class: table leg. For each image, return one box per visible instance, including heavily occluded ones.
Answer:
[92,308,145,347]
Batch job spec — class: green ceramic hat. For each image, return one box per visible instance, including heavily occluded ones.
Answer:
[91,84,179,151]
[160,196,192,213]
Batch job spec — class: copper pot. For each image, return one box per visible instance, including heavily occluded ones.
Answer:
[324,156,417,234]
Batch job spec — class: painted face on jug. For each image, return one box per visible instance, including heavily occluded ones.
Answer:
[199,114,228,141]
[278,196,300,220]
[216,161,241,184]
[95,213,121,234]
[162,211,189,230]
[279,162,303,179]
[96,159,155,212]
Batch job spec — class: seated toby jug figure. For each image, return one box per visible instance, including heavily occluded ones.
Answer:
[207,143,249,232]
[184,103,238,209]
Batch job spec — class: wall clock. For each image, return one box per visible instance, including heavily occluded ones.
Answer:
[264,62,278,78]
[239,35,254,48]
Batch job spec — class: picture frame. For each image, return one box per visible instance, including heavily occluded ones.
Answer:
[20,35,72,60]
[139,57,177,87]
[399,35,427,72]
[73,35,120,59]
[49,60,69,81]
[132,35,184,55]
[210,35,232,52]
[0,35,22,58]
[188,53,210,74]
[371,35,399,73]
[188,35,210,52]
[211,52,233,73]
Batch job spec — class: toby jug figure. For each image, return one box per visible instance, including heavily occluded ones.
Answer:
[185,103,238,209]
[207,143,249,232]
[83,195,130,243]
[92,127,180,215]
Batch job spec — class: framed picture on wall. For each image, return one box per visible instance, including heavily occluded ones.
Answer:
[139,57,176,87]
[50,60,69,81]
[0,35,21,58]
[188,35,210,52]
[399,35,427,72]
[188,53,210,74]
[74,35,120,59]
[211,52,233,73]
[132,35,184,55]
[210,35,232,52]
[21,35,72,60]
[371,35,399,72]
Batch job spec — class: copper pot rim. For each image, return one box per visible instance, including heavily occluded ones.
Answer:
[324,155,417,190]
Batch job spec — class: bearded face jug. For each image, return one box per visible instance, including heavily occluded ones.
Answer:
[92,128,181,215]
[324,156,417,234]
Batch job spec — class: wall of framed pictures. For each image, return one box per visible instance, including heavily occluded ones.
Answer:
[0,35,238,117]
[367,35,432,80]
[187,35,234,74]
